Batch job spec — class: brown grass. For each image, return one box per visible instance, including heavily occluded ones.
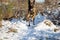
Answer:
[0,21,2,28]
[7,28,17,33]
[54,28,59,32]
[44,20,52,26]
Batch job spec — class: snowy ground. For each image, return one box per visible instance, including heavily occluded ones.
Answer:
[0,14,60,40]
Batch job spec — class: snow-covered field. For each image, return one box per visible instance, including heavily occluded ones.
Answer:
[0,14,60,40]
[0,18,60,40]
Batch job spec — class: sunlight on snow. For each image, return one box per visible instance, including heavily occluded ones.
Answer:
[35,0,45,3]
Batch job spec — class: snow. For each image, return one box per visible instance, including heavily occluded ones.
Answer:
[35,0,45,3]
[0,19,28,40]
[34,13,45,25]
[0,16,60,40]
[34,20,57,31]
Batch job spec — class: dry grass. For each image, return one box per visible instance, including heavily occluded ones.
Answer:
[0,21,2,28]
[0,6,3,21]
[44,20,52,26]
[0,8,3,28]
[0,2,15,20]
[0,0,59,21]
[54,28,60,32]
[7,28,17,33]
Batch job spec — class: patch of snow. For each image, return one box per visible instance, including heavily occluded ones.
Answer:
[34,20,56,31]
[28,37,37,40]
[0,18,60,40]
[34,13,45,25]
[0,19,28,40]
[35,0,45,3]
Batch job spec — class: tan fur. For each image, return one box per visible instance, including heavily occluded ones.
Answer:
[26,6,37,22]
[32,6,37,21]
